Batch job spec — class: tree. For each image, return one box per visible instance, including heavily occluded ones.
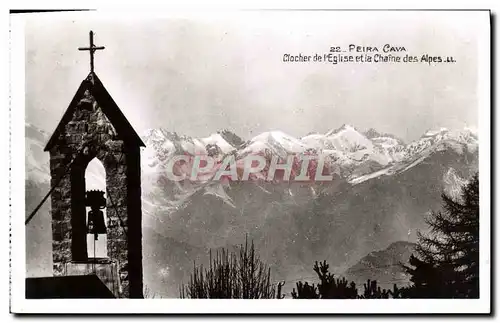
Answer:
[292,281,320,299]
[360,279,392,299]
[292,261,358,299]
[291,260,410,299]
[180,238,284,299]
[405,173,479,298]
[403,254,451,298]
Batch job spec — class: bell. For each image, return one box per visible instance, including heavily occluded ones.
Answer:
[85,190,107,239]
[87,208,107,235]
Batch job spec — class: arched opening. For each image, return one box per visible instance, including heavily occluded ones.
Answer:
[85,158,108,259]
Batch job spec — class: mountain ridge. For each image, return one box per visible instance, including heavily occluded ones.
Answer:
[24,122,479,297]
[141,124,477,183]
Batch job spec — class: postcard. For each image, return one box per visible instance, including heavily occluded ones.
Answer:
[9,9,491,314]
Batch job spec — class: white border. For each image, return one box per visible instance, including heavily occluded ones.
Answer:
[9,8,491,314]
[10,14,26,314]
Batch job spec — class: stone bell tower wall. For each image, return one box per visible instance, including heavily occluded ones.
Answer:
[48,81,143,298]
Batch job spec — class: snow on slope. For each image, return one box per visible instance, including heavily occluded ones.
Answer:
[142,128,236,172]
[348,127,478,184]
[405,127,478,157]
[200,133,235,154]
[443,168,469,200]
[239,130,309,158]
[327,124,392,165]
[302,124,404,167]
[325,124,373,150]
[348,166,394,185]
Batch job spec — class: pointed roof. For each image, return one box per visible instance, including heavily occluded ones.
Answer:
[44,72,145,151]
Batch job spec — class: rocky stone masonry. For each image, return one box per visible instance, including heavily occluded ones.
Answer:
[48,83,143,298]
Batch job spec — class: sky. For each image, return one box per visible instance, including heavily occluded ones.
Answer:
[25,11,481,143]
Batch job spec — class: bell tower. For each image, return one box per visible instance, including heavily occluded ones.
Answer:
[43,31,145,298]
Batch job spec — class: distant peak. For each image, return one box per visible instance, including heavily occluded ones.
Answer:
[340,123,356,130]
[217,129,236,136]
[364,128,405,144]
[364,128,381,139]
[325,124,358,136]
[143,128,182,142]
[424,127,449,137]
[463,126,478,137]
[250,130,283,143]
[143,128,162,136]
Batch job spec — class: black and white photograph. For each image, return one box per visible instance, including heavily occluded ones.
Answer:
[9,8,491,314]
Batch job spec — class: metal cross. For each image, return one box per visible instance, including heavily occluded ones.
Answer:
[78,30,105,73]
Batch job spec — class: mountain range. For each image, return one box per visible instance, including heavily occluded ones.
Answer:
[25,123,478,297]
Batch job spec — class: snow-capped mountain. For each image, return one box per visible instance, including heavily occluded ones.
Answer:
[139,124,478,186]
[348,127,478,185]
[405,127,478,157]
[25,122,479,208]
[200,133,236,154]
[129,125,480,233]
[329,125,476,183]
[142,128,237,173]
[239,130,309,158]
[302,124,406,177]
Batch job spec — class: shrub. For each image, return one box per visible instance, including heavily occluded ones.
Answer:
[180,238,284,299]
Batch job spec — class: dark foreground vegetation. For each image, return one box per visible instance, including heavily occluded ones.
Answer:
[179,239,284,299]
